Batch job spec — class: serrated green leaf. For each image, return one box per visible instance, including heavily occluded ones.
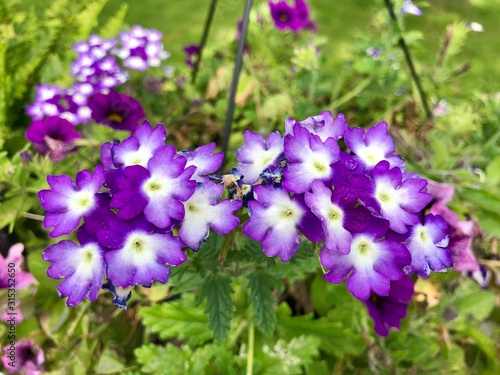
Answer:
[200,274,234,343]
[135,344,188,374]
[139,301,212,346]
[248,270,279,335]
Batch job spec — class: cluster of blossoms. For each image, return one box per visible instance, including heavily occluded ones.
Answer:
[38,121,242,309]
[268,0,317,33]
[230,111,472,336]
[25,27,169,162]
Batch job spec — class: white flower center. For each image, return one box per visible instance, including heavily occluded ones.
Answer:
[69,189,96,216]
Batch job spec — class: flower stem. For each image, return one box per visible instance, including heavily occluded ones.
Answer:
[246,321,255,375]
[191,0,219,84]
[383,0,433,120]
[220,0,253,169]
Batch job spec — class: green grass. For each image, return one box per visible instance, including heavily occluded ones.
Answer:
[99,0,500,92]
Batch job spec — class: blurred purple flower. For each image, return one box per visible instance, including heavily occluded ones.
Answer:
[183,44,200,68]
[401,0,422,16]
[1,339,45,375]
[88,90,145,132]
[25,116,82,162]
[365,275,414,337]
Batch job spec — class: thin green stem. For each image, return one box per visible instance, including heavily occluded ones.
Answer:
[246,321,255,375]
[383,0,433,121]
[191,0,218,84]
[220,0,253,170]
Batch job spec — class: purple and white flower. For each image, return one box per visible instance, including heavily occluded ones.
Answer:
[98,215,186,288]
[352,161,431,234]
[283,123,340,194]
[403,214,452,278]
[113,26,170,71]
[321,217,410,300]
[285,111,346,143]
[344,121,404,170]
[237,131,284,184]
[179,181,242,250]
[243,186,322,261]
[110,146,196,228]
[42,228,105,306]
[1,339,45,375]
[38,165,105,237]
[179,143,224,183]
[401,0,422,16]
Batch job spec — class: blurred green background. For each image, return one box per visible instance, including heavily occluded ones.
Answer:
[94,0,500,92]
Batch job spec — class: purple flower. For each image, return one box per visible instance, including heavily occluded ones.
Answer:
[113,26,170,71]
[179,181,242,250]
[71,36,128,90]
[102,281,132,309]
[237,131,284,184]
[268,1,300,32]
[285,111,346,143]
[179,143,224,183]
[344,121,404,170]
[1,339,45,375]
[25,116,82,162]
[0,243,36,289]
[365,275,414,337]
[88,89,145,132]
[352,161,432,234]
[366,47,382,59]
[242,186,322,262]
[430,201,480,272]
[38,165,106,237]
[402,214,452,278]
[294,0,317,31]
[401,0,422,16]
[183,44,200,68]
[110,121,167,168]
[305,181,368,254]
[97,216,186,288]
[283,123,340,194]
[42,228,106,307]
[110,146,196,228]
[321,217,411,300]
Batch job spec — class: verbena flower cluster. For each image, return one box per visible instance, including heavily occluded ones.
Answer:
[25,26,169,161]
[39,121,242,308]
[39,110,469,336]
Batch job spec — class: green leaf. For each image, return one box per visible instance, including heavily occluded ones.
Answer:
[200,274,234,343]
[76,0,108,41]
[95,347,126,374]
[452,280,495,323]
[139,300,212,346]
[255,336,321,375]
[457,327,497,362]
[0,195,37,232]
[99,3,128,38]
[485,155,500,185]
[248,270,279,335]
[275,303,365,357]
[460,188,500,213]
[135,344,187,374]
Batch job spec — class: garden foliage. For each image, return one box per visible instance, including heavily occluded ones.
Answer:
[0,0,499,374]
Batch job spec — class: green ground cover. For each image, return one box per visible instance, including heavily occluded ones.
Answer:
[98,0,500,92]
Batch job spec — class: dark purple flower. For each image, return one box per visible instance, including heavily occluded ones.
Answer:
[365,275,414,337]
[268,1,300,32]
[1,340,45,375]
[88,90,145,132]
[25,116,82,162]
[183,44,200,68]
